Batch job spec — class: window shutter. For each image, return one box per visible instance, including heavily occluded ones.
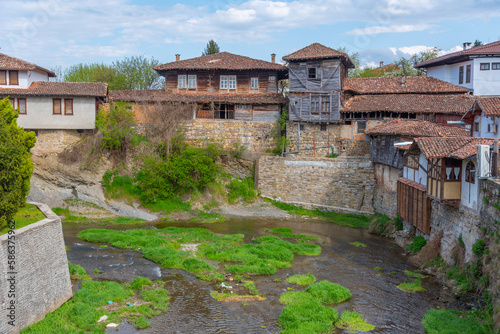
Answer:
[53,98,62,114]
[9,71,19,85]
[64,99,73,115]
[0,70,6,85]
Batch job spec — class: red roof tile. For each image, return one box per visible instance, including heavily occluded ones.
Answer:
[475,97,500,117]
[109,90,286,104]
[282,43,354,67]
[0,82,108,97]
[365,119,470,137]
[414,137,494,159]
[398,177,427,191]
[154,52,287,72]
[0,53,56,77]
[416,40,500,68]
[343,76,469,94]
[342,94,474,114]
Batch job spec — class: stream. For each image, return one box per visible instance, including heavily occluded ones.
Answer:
[63,219,462,333]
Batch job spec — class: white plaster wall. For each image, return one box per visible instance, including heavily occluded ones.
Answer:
[27,70,49,86]
[17,96,96,129]
[418,154,428,186]
[461,159,479,210]
[473,57,500,96]
[473,113,500,139]
[426,60,474,91]
[0,70,30,89]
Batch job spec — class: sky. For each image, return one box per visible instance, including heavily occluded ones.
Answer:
[1,0,500,72]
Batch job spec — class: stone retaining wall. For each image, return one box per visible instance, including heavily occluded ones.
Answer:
[0,202,72,334]
[257,156,375,214]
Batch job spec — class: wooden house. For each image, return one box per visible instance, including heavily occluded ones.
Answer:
[282,43,354,123]
[152,52,287,121]
[398,137,494,233]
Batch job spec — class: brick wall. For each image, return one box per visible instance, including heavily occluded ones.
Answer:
[0,202,72,334]
[257,156,375,214]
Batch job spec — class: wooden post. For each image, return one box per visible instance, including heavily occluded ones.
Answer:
[495,139,499,177]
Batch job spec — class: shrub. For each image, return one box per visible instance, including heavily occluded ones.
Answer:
[228,177,256,204]
[394,214,403,231]
[305,281,351,304]
[96,102,137,152]
[130,277,153,290]
[472,239,486,257]
[422,309,492,334]
[336,311,375,332]
[0,98,36,231]
[406,236,427,254]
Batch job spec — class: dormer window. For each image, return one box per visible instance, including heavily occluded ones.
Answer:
[308,67,317,79]
[0,71,6,85]
[9,71,18,85]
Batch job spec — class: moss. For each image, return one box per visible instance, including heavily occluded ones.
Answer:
[404,270,427,279]
[264,227,318,242]
[396,279,426,292]
[422,309,494,334]
[286,273,316,286]
[210,291,265,302]
[336,311,375,332]
[349,241,367,247]
[305,280,351,304]
[406,236,427,254]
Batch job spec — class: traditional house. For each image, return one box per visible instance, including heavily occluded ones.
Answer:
[463,97,500,138]
[398,137,494,234]
[415,40,500,96]
[0,53,108,130]
[151,52,287,121]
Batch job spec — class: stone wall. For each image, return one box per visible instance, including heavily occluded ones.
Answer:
[479,179,500,234]
[286,122,339,157]
[0,202,72,334]
[31,129,93,155]
[372,163,401,218]
[257,156,375,214]
[182,119,276,160]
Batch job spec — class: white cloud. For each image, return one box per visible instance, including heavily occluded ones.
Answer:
[347,24,431,35]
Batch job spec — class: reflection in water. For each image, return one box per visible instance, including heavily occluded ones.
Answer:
[63,219,458,334]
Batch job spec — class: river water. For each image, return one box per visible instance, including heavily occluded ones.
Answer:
[63,219,461,334]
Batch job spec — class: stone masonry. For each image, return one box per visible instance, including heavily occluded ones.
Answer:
[257,156,375,214]
[0,202,72,334]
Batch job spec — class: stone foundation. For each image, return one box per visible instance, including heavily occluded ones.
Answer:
[257,156,375,214]
[30,129,92,155]
[0,202,72,334]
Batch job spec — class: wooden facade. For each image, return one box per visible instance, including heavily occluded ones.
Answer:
[368,135,405,169]
[287,58,346,123]
[427,158,461,205]
[397,179,431,234]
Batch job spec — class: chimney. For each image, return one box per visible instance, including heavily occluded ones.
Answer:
[271,53,276,64]
[401,75,406,86]
[463,42,472,50]
[175,54,180,62]
[379,61,384,68]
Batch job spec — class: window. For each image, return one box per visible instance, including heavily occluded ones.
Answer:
[268,76,275,81]
[9,99,15,108]
[311,95,320,114]
[466,161,475,184]
[474,122,480,132]
[53,98,62,115]
[445,159,461,181]
[320,124,327,131]
[311,95,330,114]
[64,99,73,115]
[466,65,471,83]
[9,70,18,85]
[17,98,26,115]
[299,124,305,131]
[480,63,490,70]
[0,70,6,85]
[493,63,500,70]
[188,75,197,89]
[459,66,464,84]
[220,75,228,89]
[322,97,330,114]
[228,75,236,89]
[251,77,258,89]
[177,75,186,89]
[236,104,252,109]
[308,67,317,79]
[357,121,366,134]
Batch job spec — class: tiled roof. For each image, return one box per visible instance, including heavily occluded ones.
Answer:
[109,90,287,104]
[414,137,494,160]
[342,94,474,114]
[0,82,108,97]
[343,76,469,94]
[282,43,354,68]
[154,52,287,72]
[365,119,470,137]
[475,97,500,117]
[416,40,500,68]
[0,53,56,77]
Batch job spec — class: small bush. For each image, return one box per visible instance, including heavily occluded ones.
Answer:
[394,214,403,231]
[286,273,316,286]
[406,236,427,254]
[305,281,351,304]
[96,102,138,152]
[472,239,486,257]
[228,177,256,204]
[336,311,375,332]
[130,277,153,290]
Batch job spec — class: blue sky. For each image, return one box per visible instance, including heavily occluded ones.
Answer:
[1,0,499,71]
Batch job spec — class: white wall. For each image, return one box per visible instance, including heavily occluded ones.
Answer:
[0,70,30,89]
[418,154,428,186]
[17,96,96,129]
[473,113,500,139]
[27,70,49,86]
[472,57,500,96]
[461,159,479,209]
[426,60,474,91]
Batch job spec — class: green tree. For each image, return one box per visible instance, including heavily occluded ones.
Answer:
[202,39,220,56]
[0,98,36,230]
[337,47,361,78]
[473,39,484,47]
[113,55,163,90]
[63,63,127,90]
[385,47,440,77]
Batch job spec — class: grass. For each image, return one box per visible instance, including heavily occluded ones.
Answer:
[406,236,427,254]
[144,197,191,214]
[349,242,367,247]
[404,269,427,279]
[267,199,372,229]
[286,273,316,286]
[242,280,259,295]
[190,210,227,223]
[210,291,265,302]
[228,177,256,204]
[422,309,494,334]
[78,227,321,283]
[336,311,375,332]
[21,271,169,333]
[52,207,146,225]
[68,261,90,280]
[263,227,318,242]
[396,279,426,292]
[0,204,46,235]
[305,281,352,304]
